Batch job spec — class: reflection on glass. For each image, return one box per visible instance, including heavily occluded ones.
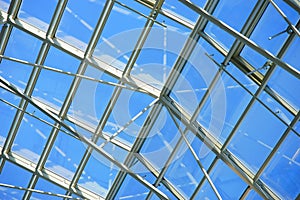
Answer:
[12,104,52,163]
[32,46,80,110]
[45,131,86,180]
[260,132,300,200]
[228,101,287,172]
[140,107,181,171]
[194,179,218,199]
[0,161,31,199]
[31,177,66,200]
[56,0,106,50]
[268,67,299,111]
[69,66,117,130]
[78,152,119,198]
[0,28,42,91]
[0,88,20,146]
[18,0,57,32]
[115,174,149,199]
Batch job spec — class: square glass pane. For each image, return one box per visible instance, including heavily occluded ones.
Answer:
[0,88,20,146]
[45,131,86,180]
[18,0,57,32]
[0,27,42,91]
[260,132,300,200]
[31,177,66,200]
[228,100,287,172]
[103,89,154,146]
[78,151,119,198]
[170,43,218,115]
[267,67,299,111]
[0,161,31,199]
[12,104,53,163]
[32,46,80,110]
[93,2,148,70]
[56,0,106,50]
[69,66,117,130]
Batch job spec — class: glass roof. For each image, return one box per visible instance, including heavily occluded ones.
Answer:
[0,0,299,199]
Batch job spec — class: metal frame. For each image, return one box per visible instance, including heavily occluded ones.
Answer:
[0,0,299,199]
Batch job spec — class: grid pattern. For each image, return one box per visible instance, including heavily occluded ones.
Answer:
[0,0,299,199]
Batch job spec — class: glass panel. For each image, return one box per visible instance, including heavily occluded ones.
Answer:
[194,179,218,199]
[78,151,119,198]
[45,131,86,180]
[259,91,294,125]
[283,37,300,71]
[154,183,177,200]
[130,10,190,88]
[0,27,42,91]
[130,157,156,183]
[97,137,128,164]
[164,132,205,198]
[260,132,300,200]
[115,175,150,200]
[18,0,57,32]
[268,67,299,111]
[56,0,106,50]
[240,0,299,68]
[140,106,182,171]
[0,0,10,12]
[0,161,31,199]
[12,104,53,163]
[170,43,218,115]
[69,66,117,130]
[205,0,256,50]
[204,22,236,51]
[0,88,20,146]
[210,160,247,199]
[32,46,80,110]
[93,2,148,70]
[245,189,264,200]
[31,177,66,200]
[103,89,154,146]
[228,100,287,172]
